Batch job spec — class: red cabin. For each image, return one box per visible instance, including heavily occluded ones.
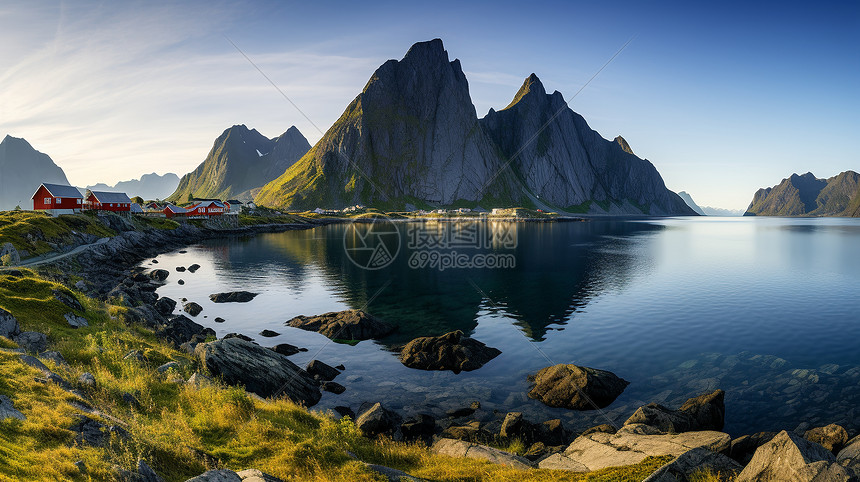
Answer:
[85,190,133,212]
[163,204,188,218]
[186,200,226,216]
[32,183,83,213]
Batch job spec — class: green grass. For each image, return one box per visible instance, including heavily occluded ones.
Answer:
[0,267,681,481]
[0,211,115,260]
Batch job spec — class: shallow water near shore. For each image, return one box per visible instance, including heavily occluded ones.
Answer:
[147,217,860,436]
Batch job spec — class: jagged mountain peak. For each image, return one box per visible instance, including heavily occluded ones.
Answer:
[504,73,548,110]
[614,136,634,155]
[0,135,71,210]
[745,170,859,217]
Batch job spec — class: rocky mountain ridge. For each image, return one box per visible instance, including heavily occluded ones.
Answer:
[0,135,71,210]
[744,171,860,217]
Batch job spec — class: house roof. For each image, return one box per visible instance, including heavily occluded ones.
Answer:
[34,183,83,199]
[130,203,144,213]
[192,200,226,209]
[164,204,187,213]
[87,190,132,204]
[225,200,242,205]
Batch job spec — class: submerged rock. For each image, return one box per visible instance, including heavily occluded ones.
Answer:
[287,310,395,340]
[209,291,259,303]
[195,338,320,406]
[183,302,203,316]
[399,330,501,373]
[527,364,628,410]
[306,360,340,381]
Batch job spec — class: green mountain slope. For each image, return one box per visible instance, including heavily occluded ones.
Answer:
[744,171,860,216]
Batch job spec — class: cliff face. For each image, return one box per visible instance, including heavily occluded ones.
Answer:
[0,135,71,210]
[744,171,860,217]
[256,39,694,215]
[480,74,695,215]
[170,125,310,202]
[677,191,706,215]
[255,39,512,210]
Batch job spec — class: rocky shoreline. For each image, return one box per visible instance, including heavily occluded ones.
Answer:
[8,214,860,480]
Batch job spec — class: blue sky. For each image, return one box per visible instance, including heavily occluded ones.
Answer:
[1,0,857,209]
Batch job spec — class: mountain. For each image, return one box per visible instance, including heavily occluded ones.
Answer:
[169,125,310,202]
[87,173,180,201]
[256,39,510,210]
[677,191,706,215]
[0,135,71,210]
[744,171,860,217]
[701,206,744,216]
[256,39,694,216]
[481,73,694,215]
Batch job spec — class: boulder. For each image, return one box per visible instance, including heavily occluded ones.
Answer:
[184,470,241,482]
[399,330,501,373]
[270,344,301,356]
[40,351,67,366]
[804,423,850,454]
[154,297,177,316]
[0,308,20,338]
[321,381,346,394]
[431,438,533,470]
[624,390,725,433]
[528,364,628,410]
[355,402,401,437]
[64,313,89,328]
[401,414,436,442]
[287,310,395,340]
[214,317,225,323]
[157,315,213,348]
[149,269,169,281]
[12,331,47,353]
[157,361,180,374]
[737,430,856,481]
[183,302,203,316]
[53,289,84,311]
[0,242,21,265]
[137,459,165,482]
[306,360,340,381]
[0,394,25,421]
[79,372,97,387]
[498,412,567,447]
[234,469,284,482]
[447,401,480,418]
[642,447,743,482]
[837,435,860,474]
[195,338,321,406]
[176,266,186,272]
[537,424,731,472]
[187,264,201,273]
[209,291,259,303]
[259,330,280,338]
[729,431,778,465]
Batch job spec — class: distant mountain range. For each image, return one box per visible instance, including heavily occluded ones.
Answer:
[744,171,860,217]
[255,39,695,215]
[168,125,311,202]
[676,191,744,216]
[87,173,179,201]
[0,135,71,211]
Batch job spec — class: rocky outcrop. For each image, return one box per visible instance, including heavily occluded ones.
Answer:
[624,389,725,433]
[287,310,395,340]
[209,291,258,303]
[642,447,742,482]
[729,431,778,465]
[527,364,628,410]
[744,170,860,217]
[736,430,856,481]
[838,435,860,474]
[537,424,731,472]
[0,394,25,421]
[306,360,340,381]
[195,337,320,406]
[0,308,20,338]
[12,331,48,353]
[432,438,533,470]
[170,125,311,202]
[156,315,214,348]
[183,302,203,316]
[398,330,501,373]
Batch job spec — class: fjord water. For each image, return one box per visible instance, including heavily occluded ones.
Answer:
[151,217,860,435]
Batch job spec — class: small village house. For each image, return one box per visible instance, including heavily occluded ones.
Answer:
[84,190,133,212]
[31,183,84,215]
[186,200,226,217]
[162,204,188,218]
[225,200,243,213]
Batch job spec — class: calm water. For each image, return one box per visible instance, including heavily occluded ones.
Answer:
[148,217,860,436]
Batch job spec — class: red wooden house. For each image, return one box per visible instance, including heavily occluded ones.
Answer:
[186,200,226,216]
[163,204,188,218]
[85,190,133,212]
[32,183,83,214]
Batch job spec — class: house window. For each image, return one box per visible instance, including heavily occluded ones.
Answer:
[77,199,82,204]
[45,197,52,204]
[55,198,61,203]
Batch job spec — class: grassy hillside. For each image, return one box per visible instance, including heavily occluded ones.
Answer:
[0,269,676,481]
[0,212,115,260]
